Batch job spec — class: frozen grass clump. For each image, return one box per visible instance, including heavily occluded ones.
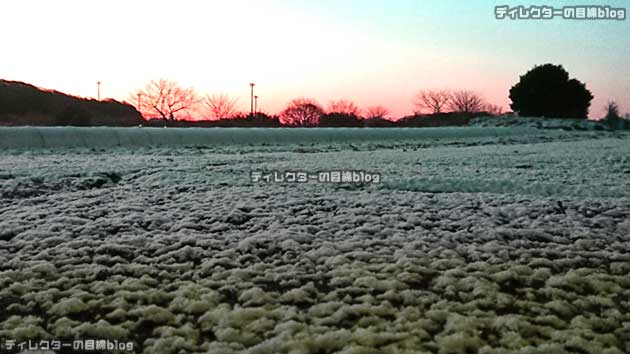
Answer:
[198,304,233,332]
[49,317,81,338]
[238,287,274,307]
[279,288,313,306]
[240,335,288,354]
[75,320,129,339]
[352,327,408,347]
[335,345,381,354]
[0,316,49,340]
[172,297,215,316]
[307,301,344,318]
[106,308,128,321]
[215,327,262,347]
[142,336,194,354]
[305,244,340,260]
[6,324,49,341]
[48,297,88,317]
[130,305,175,325]
[436,332,484,354]
[545,300,577,318]
[204,341,241,354]
[30,261,56,276]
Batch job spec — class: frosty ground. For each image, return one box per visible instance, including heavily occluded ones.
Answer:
[1,126,630,354]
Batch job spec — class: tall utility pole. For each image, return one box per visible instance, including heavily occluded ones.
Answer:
[249,82,255,116]
[255,95,258,116]
[97,81,101,101]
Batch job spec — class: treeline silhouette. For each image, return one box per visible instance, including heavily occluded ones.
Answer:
[0,80,143,126]
[1,79,493,128]
[142,111,488,128]
[3,62,628,128]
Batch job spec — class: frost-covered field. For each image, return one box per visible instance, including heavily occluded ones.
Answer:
[1,127,630,354]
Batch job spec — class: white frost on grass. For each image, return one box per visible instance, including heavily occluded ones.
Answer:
[0,126,553,149]
[1,129,630,353]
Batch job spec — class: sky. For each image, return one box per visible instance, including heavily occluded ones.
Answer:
[1,0,629,118]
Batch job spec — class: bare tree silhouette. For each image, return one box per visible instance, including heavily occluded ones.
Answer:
[134,79,198,120]
[366,106,390,119]
[448,90,485,114]
[328,99,361,116]
[204,94,239,120]
[280,98,324,126]
[415,90,451,114]
[483,103,505,116]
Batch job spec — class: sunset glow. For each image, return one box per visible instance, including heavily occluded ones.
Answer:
[1,0,629,118]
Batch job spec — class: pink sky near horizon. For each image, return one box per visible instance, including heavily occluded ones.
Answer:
[1,0,628,119]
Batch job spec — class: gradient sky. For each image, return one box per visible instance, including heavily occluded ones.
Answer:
[1,0,629,118]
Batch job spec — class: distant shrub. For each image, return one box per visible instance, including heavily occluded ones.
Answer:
[362,117,396,127]
[145,113,282,128]
[232,113,282,127]
[365,106,390,120]
[603,101,629,130]
[319,113,362,127]
[398,112,477,127]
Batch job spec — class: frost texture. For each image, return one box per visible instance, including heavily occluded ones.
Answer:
[1,128,630,353]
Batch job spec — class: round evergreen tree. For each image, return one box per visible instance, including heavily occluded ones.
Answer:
[509,64,593,119]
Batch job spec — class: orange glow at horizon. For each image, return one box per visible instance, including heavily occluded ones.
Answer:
[2,0,627,119]
[0,0,514,119]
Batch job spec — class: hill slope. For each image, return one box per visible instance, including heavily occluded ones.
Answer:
[0,79,144,126]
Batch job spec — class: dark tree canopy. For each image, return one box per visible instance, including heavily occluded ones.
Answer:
[509,64,593,119]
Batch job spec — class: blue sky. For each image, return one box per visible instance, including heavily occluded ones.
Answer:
[288,0,630,116]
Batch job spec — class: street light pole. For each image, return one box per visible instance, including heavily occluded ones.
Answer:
[255,95,258,116]
[249,83,255,116]
[97,81,101,101]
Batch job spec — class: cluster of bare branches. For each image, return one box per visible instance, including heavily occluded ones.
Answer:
[131,79,505,122]
[415,89,501,115]
[204,94,239,120]
[326,100,390,120]
[133,79,241,121]
[131,79,393,123]
[449,90,485,114]
[280,98,324,126]
[365,106,390,119]
[134,79,199,121]
[483,103,504,116]
[415,90,451,114]
[328,99,361,116]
